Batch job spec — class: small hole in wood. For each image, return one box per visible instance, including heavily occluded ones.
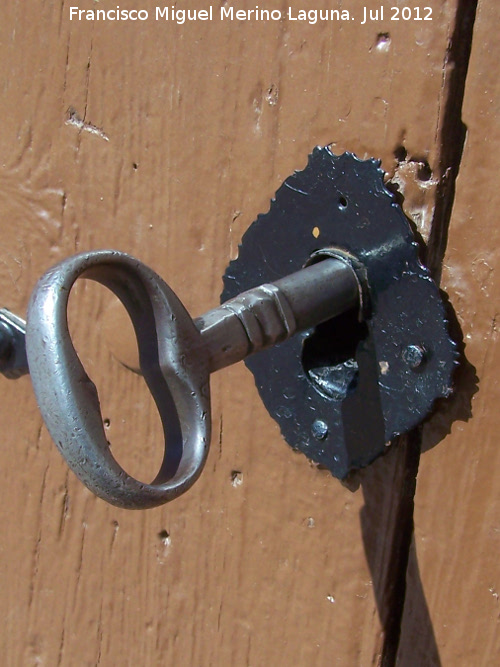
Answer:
[158,529,170,544]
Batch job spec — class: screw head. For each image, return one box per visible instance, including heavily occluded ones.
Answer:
[402,344,426,370]
[312,419,329,441]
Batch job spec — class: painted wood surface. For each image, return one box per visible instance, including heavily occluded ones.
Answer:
[398,1,500,664]
[0,1,493,665]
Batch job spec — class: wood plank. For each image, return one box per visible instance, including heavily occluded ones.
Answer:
[0,2,460,664]
[398,1,500,664]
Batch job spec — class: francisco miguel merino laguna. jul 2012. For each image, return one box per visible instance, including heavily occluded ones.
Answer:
[69,5,355,25]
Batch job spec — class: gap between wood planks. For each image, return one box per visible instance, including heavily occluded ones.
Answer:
[381,2,479,665]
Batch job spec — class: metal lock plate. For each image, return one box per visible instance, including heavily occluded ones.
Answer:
[222,148,457,478]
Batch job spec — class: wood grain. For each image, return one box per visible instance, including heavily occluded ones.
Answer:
[0,1,463,664]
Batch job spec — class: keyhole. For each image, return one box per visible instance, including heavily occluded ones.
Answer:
[302,307,368,401]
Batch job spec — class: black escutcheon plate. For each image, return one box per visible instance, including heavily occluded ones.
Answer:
[221,148,457,478]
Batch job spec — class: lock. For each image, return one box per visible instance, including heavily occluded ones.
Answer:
[1,148,457,509]
[221,148,457,477]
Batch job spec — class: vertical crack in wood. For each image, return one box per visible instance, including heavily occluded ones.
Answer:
[380,431,421,666]
[426,0,479,284]
[381,2,478,664]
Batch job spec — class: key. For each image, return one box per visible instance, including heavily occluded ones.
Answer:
[24,249,361,509]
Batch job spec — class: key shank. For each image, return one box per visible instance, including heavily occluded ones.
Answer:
[195,257,361,373]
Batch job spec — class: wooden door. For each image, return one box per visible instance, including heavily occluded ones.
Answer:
[0,1,497,665]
